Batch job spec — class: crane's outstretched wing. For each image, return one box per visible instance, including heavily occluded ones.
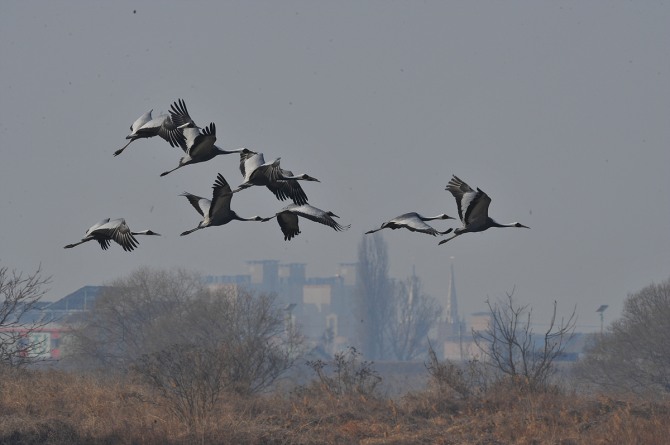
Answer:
[266,180,309,205]
[209,173,233,218]
[269,204,350,241]
[239,149,262,179]
[287,204,350,232]
[276,211,300,240]
[169,99,196,128]
[395,218,443,235]
[180,192,209,217]
[94,219,139,252]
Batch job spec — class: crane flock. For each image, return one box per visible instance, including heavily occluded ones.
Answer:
[64,98,528,252]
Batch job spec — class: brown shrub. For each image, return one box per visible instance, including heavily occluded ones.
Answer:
[1,367,670,444]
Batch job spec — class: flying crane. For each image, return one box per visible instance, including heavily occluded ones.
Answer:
[64,218,161,251]
[366,212,454,236]
[179,173,265,236]
[439,175,529,245]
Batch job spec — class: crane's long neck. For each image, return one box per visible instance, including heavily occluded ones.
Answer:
[230,183,252,194]
[114,138,137,156]
[180,225,202,236]
[64,237,93,248]
[489,218,523,228]
[216,146,247,155]
[280,173,317,181]
[160,160,188,177]
[422,214,447,221]
[233,212,263,222]
[438,232,461,245]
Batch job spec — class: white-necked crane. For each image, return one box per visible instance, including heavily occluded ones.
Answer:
[438,175,529,245]
[179,173,265,236]
[114,107,186,157]
[64,218,161,251]
[261,203,350,241]
[232,148,319,205]
[365,212,454,236]
[159,99,245,177]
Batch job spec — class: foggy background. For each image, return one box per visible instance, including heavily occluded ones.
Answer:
[1,1,668,332]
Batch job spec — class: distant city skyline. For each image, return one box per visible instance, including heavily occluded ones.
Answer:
[51,255,607,333]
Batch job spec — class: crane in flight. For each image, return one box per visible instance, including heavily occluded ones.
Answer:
[64,218,160,251]
[114,105,186,156]
[160,99,245,176]
[232,148,319,205]
[179,173,265,236]
[366,212,454,236]
[439,175,529,245]
[262,203,350,241]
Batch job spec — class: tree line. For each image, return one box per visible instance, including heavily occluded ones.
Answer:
[2,256,670,434]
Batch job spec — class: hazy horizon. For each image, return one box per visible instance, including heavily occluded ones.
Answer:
[2,1,668,333]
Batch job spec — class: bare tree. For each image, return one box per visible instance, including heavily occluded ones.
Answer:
[388,274,442,361]
[133,288,300,433]
[0,264,51,367]
[576,277,670,397]
[355,234,393,360]
[66,267,205,370]
[472,290,576,390]
[136,343,227,434]
[68,267,300,432]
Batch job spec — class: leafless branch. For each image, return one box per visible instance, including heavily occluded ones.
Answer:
[0,264,52,367]
[472,289,576,390]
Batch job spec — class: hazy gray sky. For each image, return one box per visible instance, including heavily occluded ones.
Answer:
[2,1,668,332]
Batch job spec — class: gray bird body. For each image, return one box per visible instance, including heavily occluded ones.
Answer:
[439,175,529,245]
[114,108,185,156]
[262,203,350,241]
[366,212,454,236]
[64,218,160,251]
[159,99,245,176]
[179,173,264,236]
[233,149,319,205]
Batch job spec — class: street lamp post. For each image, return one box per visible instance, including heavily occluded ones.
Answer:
[596,305,608,334]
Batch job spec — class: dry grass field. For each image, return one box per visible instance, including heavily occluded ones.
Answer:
[1,367,669,445]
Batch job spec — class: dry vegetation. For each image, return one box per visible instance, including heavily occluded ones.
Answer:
[2,272,668,444]
[1,367,669,445]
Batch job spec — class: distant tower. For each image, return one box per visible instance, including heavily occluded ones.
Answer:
[444,263,458,325]
[437,263,463,360]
